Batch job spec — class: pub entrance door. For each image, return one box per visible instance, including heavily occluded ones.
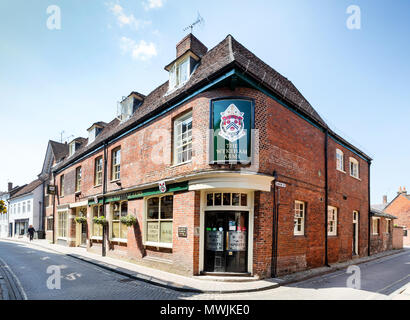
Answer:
[204,211,249,274]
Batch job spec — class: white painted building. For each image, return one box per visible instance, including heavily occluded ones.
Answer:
[8,179,43,238]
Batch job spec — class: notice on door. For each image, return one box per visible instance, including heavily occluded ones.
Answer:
[228,231,247,251]
[206,231,224,252]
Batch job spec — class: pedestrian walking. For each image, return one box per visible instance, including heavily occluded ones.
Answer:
[27,225,35,241]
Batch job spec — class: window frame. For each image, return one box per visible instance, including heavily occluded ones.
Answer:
[110,201,128,241]
[111,147,121,181]
[57,211,68,239]
[372,217,380,235]
[349,157,360,179]
[60,175,65,197]
[144,194,174,248]
[75,166,82,193]
[168,57,191,92]
[294,200,306,236]
[173,111,193,165]
[336,149,345,172]
[386,219,391,234]
[94,156,103,186]
[91,205,104,239]
[328,206,338,236]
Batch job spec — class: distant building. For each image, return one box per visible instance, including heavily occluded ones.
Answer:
[383,187,410,246]
[0,183,24,238]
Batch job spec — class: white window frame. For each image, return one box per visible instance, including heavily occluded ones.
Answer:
[57,211,68,239]
[111,148,121,181]
[60,175,65,197]
[75,167,82,193]
[349,157,360,179]
[168,57,191,92]
[336,149,345,172]
[22,201,26,213]
[372,217,380,235]
[27,200,31,213]
[94,157,103,186]
[386,219,391,234]
[110,201,128,242]
[144,194,174,248]
[328,206,338,236]
[173,112,193,165]
[294,201,306,236]
[91,205,104,239]
[69,142,76,157]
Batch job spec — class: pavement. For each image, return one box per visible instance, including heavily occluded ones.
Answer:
[0,238,408,300]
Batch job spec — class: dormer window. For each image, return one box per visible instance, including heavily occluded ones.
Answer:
[118,92,144,123]
[87,123,105,145]
[68,138,85,157]
[169,57,190,91]
[69,142,76,157]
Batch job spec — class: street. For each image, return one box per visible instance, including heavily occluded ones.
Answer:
[0,240,408,300]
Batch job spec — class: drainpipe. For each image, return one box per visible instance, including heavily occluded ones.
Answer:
[271,170,279,278]
[324,129,330,267]
[102,142,108,257]
[367,161,371,256]
[52,173,56,244]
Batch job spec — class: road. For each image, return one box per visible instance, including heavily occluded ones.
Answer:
[0,240,408,300]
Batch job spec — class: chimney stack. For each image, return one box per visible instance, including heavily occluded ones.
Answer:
[398,186,407,195]
[176,33,208,59]
[383,195,387,204]
[8,182,13,192]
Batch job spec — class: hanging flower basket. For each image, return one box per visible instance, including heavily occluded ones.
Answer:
[93,216,108,225]
[75,216,87,224]
[0,200,7,214]
[120,215,137,227]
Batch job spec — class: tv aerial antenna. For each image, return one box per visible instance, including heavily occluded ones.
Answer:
[183,12,205,34]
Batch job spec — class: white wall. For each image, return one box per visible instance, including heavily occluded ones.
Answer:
[8,184,43,237]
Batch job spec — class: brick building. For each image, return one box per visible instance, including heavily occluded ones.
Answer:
[48,34,372,278]
[382,188,410,246]
[369,208,397,254]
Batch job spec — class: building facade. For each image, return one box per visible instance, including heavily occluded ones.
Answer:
[48,34,372,278]
[8,180,43,237]
[0,190,9,238]
[383,188,410,246]
[369,208,397,254]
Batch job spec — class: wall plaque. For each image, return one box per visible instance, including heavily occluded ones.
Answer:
[178,226,188,238]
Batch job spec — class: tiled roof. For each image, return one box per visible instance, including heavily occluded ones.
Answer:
[370,207,397,220]
[9,179,43,199]
[49,140,69,163]
[53,34,370,172]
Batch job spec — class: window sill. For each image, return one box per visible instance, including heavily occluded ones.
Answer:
[328,234,338,238]
[337,169,346,174]
[75,191,81,195]
[144,241,173,249]
[171,160,192,168]
[110,238,128,243]
[293,234,306,238]
[91,236,103,240]
[57,237,68,241]
[93,184,102,188]
[110,179,121,184]
[350,175,361,181]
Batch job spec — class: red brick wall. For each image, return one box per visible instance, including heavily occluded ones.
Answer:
[52,86,370,277]
[384,194,410,246]
[370,217,393,254]
[392,226,404,249]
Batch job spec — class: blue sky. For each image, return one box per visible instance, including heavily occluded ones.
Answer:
[0,0,409,204]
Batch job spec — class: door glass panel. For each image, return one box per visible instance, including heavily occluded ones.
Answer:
[204,211,248,273]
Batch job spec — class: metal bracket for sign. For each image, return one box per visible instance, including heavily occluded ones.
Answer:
[275,182,287,188]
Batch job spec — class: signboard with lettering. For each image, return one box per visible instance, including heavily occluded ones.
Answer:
[275,182,287,188]
[47,184,56,195]
[228,231,247,252]
[210,99,254,164]
[147,222,159,242]
[178,226,188,238]
[206,230,224,252]
[160,222,172,243]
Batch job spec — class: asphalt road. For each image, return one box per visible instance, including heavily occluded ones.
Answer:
[0,240,408,300]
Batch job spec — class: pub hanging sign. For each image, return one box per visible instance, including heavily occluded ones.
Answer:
[210,98,254,164]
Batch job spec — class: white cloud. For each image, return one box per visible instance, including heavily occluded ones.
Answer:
[143,0,165,10]
[109,3,150,31]
[120,37,157,61]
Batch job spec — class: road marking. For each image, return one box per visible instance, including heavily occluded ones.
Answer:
[376,274,410,295]
[0,257,28,300]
